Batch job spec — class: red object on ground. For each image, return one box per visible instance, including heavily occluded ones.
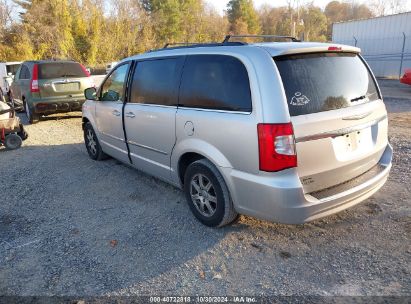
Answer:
[400,69,411,85]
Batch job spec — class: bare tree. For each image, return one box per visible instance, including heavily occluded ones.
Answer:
[369,0,407,16]
[0,0,12,30]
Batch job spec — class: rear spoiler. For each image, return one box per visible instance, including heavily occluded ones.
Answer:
[278,45,361,56]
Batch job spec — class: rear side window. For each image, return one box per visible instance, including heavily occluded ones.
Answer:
[38,62,87,79]
[130,57,184,106]
[20,65,31,80]
[274,53,379,116]
[179,55,252,112]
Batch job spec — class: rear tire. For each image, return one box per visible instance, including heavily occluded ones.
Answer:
[4,134,22,150]
[84,122,108,161]
[184,159,238,227]
[24,100,39,124]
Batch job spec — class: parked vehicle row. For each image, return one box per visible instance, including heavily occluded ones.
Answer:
[82,39,392,227]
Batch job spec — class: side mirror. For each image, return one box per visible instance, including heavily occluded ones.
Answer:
[85,87,97,100]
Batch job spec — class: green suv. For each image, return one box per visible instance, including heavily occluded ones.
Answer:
[10,60,93,123]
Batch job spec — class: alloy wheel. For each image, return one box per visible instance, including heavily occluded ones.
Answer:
[86,128,97,156]
[190,173,218,217]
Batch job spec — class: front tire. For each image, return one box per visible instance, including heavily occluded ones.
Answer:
[24,100,39,124]
[84,122,108,161]
[184,159,238,227]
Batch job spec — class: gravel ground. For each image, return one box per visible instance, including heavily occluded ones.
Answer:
[0,79,410,297]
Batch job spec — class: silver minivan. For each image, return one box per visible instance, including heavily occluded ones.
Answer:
[82,37,392,227]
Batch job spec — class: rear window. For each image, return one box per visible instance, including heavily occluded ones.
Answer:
[274,53,379,116]
[38,62,87,79]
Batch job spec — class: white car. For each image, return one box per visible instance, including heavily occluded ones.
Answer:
[0,61,21,94]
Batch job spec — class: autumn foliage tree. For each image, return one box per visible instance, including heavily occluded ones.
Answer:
[227,0,260,35]
[0,0,389,66]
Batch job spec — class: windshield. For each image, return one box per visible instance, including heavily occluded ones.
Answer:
[274,52,380,117]
[39,62,87,79]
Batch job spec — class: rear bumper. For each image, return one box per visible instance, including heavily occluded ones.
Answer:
[29,97,85,114]
[223,143,393,224]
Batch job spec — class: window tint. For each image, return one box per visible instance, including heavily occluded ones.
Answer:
[20,65,30,80]
[179,55,252,112]
[100,63,130,102]
[38,62,88,79]
[274,53,379,117]
[130,57,183,106]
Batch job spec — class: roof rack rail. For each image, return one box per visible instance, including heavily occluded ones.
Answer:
[147,41,246,53]
[223,35,301,43]
[163,42,198,48]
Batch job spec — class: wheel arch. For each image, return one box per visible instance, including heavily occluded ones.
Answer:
[173,138,232,187]
[82,117,90,130]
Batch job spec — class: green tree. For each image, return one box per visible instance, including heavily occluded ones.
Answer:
[259,5,289,36]
[13,0,74,59]
[227,0,260,35]
[299,5,327,42]
[70,0,90,63]
[141,0,181,43]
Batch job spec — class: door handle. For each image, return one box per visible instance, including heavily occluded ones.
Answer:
[125,112,135,118]
[112,110,121,116]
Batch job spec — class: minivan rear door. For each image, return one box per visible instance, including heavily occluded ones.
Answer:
[37,62,90,99]
[274,52,388,193]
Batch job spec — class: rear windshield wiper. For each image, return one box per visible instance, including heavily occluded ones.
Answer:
[351,95,366,102]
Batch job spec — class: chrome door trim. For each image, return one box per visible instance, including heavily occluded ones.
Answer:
[127,140,168,155]
[296,115,387,143]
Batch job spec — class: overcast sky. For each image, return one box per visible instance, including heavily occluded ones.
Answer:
[206,0,411,13]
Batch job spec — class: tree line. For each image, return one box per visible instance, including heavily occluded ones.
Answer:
[0,0,407,66]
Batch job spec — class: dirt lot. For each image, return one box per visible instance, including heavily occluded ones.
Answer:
[0,79,410,297]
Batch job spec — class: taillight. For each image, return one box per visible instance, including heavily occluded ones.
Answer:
[30,64,39,93]
[80,64,90,77]
[257,123,297,172]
